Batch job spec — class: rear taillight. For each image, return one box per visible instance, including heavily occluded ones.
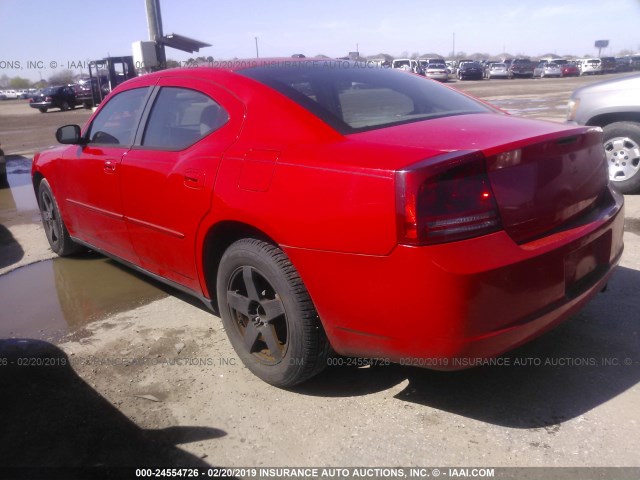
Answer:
[396,151,502,245]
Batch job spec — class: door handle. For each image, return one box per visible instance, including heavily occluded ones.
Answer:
[184,169,205,189]
[104,160,117,173]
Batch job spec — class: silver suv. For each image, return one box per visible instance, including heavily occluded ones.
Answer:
[567,74,640,193]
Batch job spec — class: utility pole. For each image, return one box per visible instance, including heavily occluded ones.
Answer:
[255,37,259,58]
[145,0,166,67]
[452,32,455,59]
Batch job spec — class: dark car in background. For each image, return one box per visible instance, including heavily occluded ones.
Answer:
[29,86,79,113]
[508,58,535,78]
[457,61,483,80]
[567,73,640,193]
[600,57,617,74]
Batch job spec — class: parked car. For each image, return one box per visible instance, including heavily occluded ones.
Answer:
[32,59,624,386]
[423,62,448,82]
[1,89,19,99]
[508,58,535,78]
[600,57,617,74]
[567,73,640,193]
[0,92,6,101]
[392,58,422,75]
[576,58,602,75]
[533,61,562,78]
[457,61,484,80]
[29,86,79,112]
[484,62,510,79]
[445,60,457,74]
[615,57,633,73]
[560,63,580,77]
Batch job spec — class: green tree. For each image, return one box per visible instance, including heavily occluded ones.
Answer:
[48,69,74,85]
[9,77,31,89]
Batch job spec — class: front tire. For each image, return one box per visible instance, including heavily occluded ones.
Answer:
[37,179,82,256]
[217,239,330,387]
[603,122,640,194]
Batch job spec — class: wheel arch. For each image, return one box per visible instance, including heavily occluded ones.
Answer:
[200,220,281,309]
[586,112,640,128]
[32,171,44,199]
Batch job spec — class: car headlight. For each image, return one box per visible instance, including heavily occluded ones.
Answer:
[566,98,580,121]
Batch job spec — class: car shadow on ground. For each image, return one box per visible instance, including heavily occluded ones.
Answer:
[0,339,229,477]
[295,266,640,429]
[0,223,24,269]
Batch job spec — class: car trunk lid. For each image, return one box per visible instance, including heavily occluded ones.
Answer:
[353,113,608,244]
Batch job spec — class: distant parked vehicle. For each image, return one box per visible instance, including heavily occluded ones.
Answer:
[29,86,79,113]
[485,62,510,79]
[533,61,562,78]
[392,59,422,74]
[615,57,633,73]
[1,89,19,99]
[423,62,449,82]
[600,57,617,74]
[576,58,602,75]
[508,58,535,78]
[445,60,457,74]
[457,61,483,80]
[560,63,580,77]
[567,73,640,193]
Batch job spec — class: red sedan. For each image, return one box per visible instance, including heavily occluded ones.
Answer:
[32,59,624,386]
[561,64,580,77]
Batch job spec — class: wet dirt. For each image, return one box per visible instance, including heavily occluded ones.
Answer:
[0,255,168,342]
[0,154,39,214]
[1,157,169,340]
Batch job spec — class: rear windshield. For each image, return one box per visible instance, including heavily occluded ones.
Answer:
[239,62,492,133]
[42,87,62,95]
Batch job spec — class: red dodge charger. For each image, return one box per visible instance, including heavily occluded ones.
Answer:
[32,59,624,386]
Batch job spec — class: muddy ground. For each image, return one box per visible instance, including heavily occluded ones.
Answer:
[0,75,639,475]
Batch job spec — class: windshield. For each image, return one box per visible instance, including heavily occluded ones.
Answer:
[240,62,492,133]
[393,60,411,67]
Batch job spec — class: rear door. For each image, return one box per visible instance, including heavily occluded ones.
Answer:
[120,77,245,291]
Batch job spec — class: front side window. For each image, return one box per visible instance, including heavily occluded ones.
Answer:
[87,87,150,146]
[240,62,492,134]
[142,87,229,150]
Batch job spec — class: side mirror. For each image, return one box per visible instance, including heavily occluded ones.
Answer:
[56,125,84,145]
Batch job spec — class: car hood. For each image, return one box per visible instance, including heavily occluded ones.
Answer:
[571,73,640,98]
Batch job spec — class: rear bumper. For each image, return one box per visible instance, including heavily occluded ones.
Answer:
[284,186,624,369]
[29,101,54,109]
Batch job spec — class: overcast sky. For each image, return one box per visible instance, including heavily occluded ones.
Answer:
[1,0,639,81]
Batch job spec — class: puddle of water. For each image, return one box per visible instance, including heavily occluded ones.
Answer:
[0,155,39,214]
[0,255,168,341]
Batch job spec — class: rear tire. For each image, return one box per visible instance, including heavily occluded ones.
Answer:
[603,122,640,194]
[216,239,330,387]
[37,179,83,256]
[38,108,47,113]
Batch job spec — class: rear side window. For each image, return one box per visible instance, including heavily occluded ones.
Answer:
[87,87,150,146]
[142,87,229,150]
[240,62,491,133]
